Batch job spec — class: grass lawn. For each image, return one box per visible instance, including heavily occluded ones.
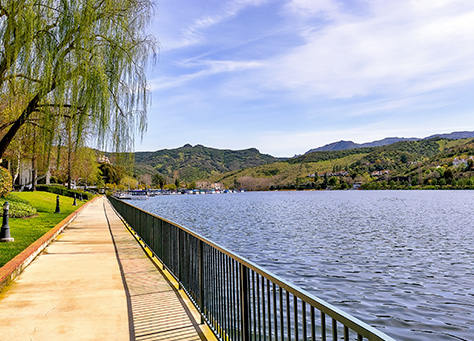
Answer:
[0,191,88,267]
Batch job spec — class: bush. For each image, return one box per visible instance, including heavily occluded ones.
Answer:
[9,202,38,218]
[35,185,94,200]
[0,166,12,197]
[0,194,37,218]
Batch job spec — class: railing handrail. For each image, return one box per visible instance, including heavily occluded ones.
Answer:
[108,196,396,341]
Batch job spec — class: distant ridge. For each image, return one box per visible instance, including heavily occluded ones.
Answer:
[424,131,474,140]
[306,131,474,154]
[134,144,281,182]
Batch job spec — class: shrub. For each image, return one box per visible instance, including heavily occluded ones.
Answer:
[9,202,38,218]
[0,166,12,197]
[0,194,37,218]
[35,185,94,200]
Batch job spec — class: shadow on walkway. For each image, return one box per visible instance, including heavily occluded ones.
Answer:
[104,200,211,341]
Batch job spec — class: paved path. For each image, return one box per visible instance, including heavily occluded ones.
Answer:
[0,196,215,341]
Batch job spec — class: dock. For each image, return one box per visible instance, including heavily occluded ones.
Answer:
[0,196,216,340]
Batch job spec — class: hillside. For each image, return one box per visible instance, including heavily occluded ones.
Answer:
[203,138,474,190]
[306,131,474,153]
[306,137,418,153]
[134,144,281,182]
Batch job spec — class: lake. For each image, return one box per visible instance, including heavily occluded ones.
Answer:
[130,190,474,341]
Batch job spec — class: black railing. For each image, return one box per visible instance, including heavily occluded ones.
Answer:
[108,196,396,341]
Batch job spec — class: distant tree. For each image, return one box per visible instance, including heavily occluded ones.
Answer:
[74,148,100,188]
[140,174,152,188]
[444,168,454,181]
[187,181,197,190]
[468,158,474,170]
[175,178,180,189]
[164,183,176,190]
[99,163,123,184]
[152,173,165,190]
[96,171,105,190]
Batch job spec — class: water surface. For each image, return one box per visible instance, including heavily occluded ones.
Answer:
[132,191,474,340]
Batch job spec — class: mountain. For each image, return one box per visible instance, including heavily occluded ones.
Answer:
[134,144,281,182]
[204,137,474,191]
[424,131,474,140]
[306,131,474,154]
[306,137,419,153]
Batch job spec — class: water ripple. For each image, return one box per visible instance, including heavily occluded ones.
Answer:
[133,190,474,341]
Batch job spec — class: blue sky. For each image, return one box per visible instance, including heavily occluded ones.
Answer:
[137,0,474,157]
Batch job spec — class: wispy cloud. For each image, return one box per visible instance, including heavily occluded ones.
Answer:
[285,0,343,19]
[166,0,270,50]
[149,60,261,91]
[265,1,474,99]
[142,0,474,156]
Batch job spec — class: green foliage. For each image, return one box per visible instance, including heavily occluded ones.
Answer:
[290,148,374,164]
[152,173,165,189]
[134,144,281,183]
[201,137,474,190]
[7,202,37,218]
[99,163,124,184]
[0,166,12,197]
[0,0,157,159]
[0,191,85,266]
[35,185,94,200]
[0,194,37,218]
[444,168,454,180]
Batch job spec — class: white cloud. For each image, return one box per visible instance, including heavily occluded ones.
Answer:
[265,1,474,99]
[149,60,261,91]
[165,0,270,50]
[251,119,474,157]
[286,0,342,19]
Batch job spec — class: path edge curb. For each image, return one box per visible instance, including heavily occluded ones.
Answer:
[0,195,101,292]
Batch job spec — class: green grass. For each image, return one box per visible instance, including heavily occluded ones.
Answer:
[0,191,87,267]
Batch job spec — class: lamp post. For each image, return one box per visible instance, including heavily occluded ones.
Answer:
[0,201,14,242]
[54,195,61,213]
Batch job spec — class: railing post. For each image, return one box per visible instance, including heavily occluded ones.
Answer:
[199,239,204,324]
[177,228,181,290]
[240,264,251,341]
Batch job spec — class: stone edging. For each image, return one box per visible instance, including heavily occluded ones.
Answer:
[0,195,101,292]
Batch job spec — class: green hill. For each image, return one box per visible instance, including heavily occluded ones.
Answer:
[202,138,474,190]
[134,144,281,182]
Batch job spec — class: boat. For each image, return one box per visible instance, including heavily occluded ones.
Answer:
[113,192,132,200]
[127,190,149,200]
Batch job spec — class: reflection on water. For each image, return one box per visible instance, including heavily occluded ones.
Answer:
[132,190,474,341]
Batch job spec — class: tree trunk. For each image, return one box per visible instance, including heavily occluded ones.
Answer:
[32,128,37,191]
[67,127,72,190]
[0,93,41,159]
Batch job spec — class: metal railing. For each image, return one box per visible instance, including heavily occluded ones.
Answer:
[108,196,396,341]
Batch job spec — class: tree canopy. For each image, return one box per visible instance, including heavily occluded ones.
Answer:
[0,0,157,160]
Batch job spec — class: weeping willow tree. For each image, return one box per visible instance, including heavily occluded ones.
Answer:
[0,0,157,159]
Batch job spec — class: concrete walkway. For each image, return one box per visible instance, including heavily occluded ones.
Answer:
[0,196,215,341]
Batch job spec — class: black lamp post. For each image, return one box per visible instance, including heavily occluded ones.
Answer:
[55,195,61,213]
[0,201,14,242]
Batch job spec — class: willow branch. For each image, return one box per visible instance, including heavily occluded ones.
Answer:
[1,73,42,83]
